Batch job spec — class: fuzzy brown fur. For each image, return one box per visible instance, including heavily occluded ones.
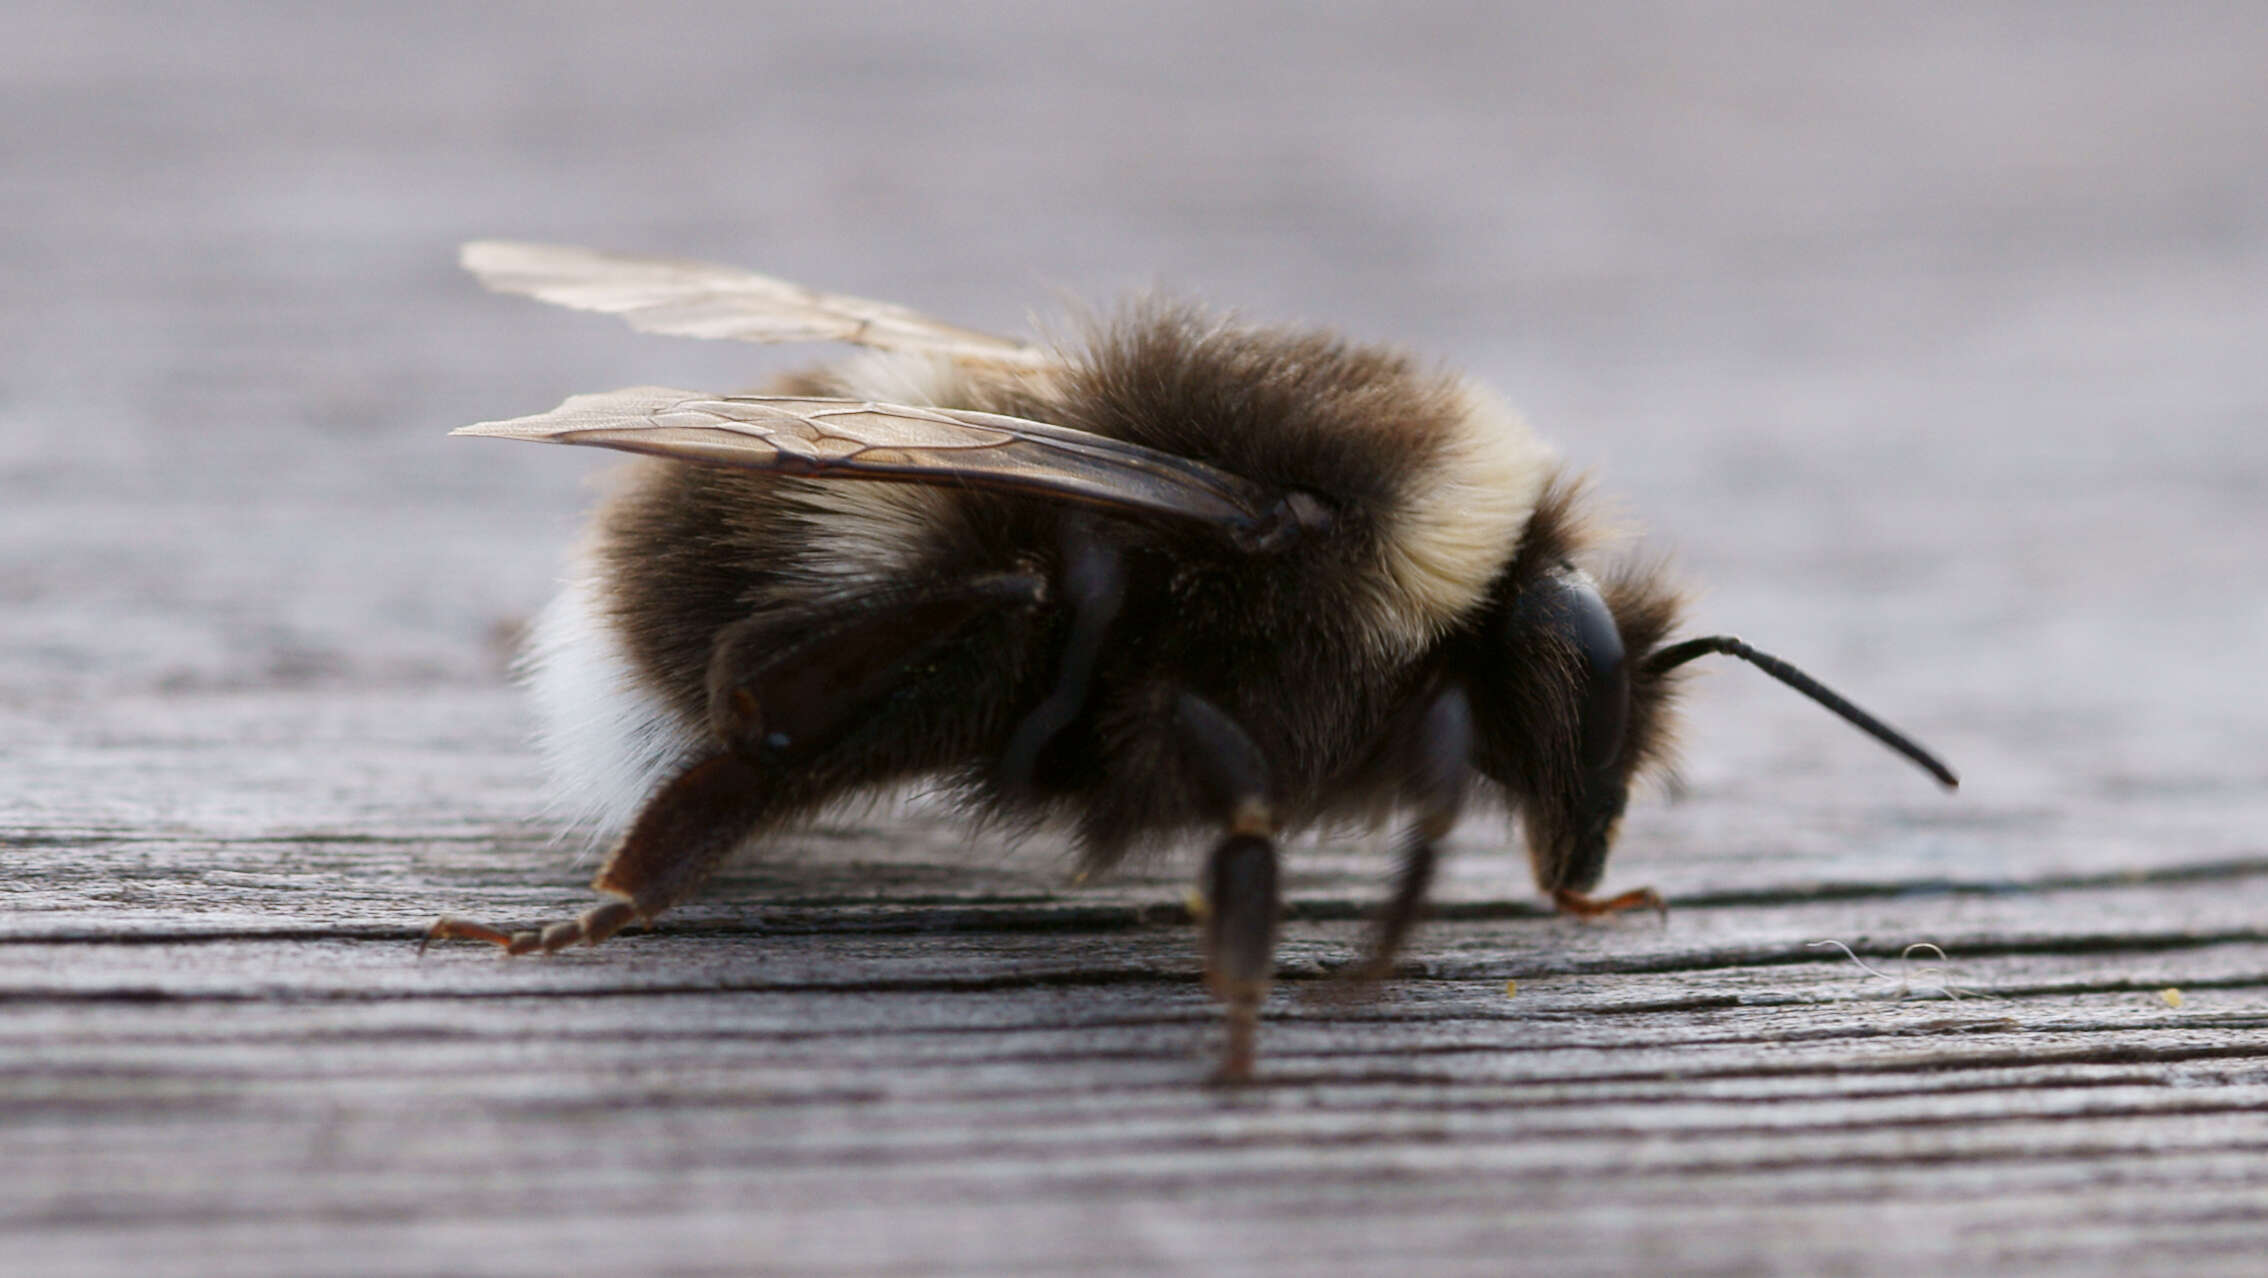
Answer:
[579,304,1685,890]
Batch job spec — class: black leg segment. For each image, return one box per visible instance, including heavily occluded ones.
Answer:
[1349,683,1473,985]
[1204,832,1280,1083]
[1173,689,1281,1083]
[1000,517,1125,791]
[1173,691,1275,834]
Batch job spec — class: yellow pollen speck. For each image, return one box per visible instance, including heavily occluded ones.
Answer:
[2159,987,2184,1009]
[1184,888,1211,922]
[1503,979,1519,998]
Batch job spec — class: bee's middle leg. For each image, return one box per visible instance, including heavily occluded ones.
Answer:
[1001,515,1123,792]
[1173,690,1282,1084]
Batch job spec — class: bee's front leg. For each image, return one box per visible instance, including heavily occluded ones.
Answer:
[424,571,1045,957]
[1551,886,1667,919]
[1343,684,1473,986]
[1173,691,1282,1084]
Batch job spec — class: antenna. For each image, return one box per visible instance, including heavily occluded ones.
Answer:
[1645,636,1959,789]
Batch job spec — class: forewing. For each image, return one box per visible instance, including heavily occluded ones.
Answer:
[457,388,1290,545]
[461,241,1050,368]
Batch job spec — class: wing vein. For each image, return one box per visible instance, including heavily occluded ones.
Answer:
[455,388,1296,551]
[461,240,1052,368]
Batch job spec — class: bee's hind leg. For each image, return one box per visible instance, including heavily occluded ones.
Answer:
[424,901,643,955]
[1173,691,1282,1084]
[421,738,785,957]
[424,571,1046,958]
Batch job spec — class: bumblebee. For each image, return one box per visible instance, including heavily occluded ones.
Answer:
[428,242,1956,1080]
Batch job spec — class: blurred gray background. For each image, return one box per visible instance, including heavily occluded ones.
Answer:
[8,2,2262,834]
[6,3,2268,1273]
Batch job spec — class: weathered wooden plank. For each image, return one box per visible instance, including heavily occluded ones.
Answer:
[13,987,2268,1278]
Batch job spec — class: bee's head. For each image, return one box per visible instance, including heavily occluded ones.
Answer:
[1476,550,1957,900]
[1479,561,1681,895]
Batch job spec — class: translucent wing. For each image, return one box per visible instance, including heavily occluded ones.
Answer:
[461,241,1050,368]
[457,387,1298,549]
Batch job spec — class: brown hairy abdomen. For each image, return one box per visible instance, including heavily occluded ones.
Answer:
[594,461,804,726]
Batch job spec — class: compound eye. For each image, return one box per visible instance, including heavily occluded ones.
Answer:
[1508,565,1629,771]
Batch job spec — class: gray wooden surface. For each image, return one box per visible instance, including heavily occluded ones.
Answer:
[7,3,2267,1274]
